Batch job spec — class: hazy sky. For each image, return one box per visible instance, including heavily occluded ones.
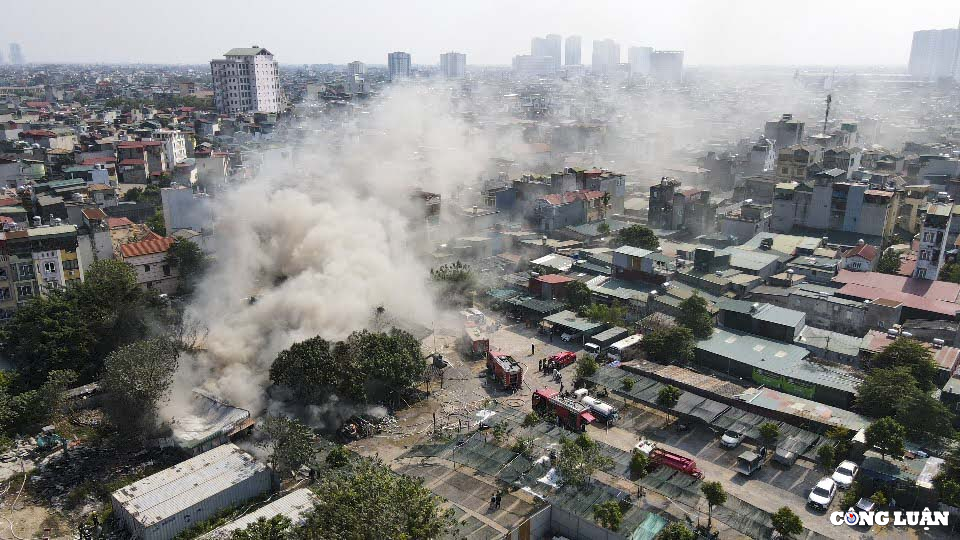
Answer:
[3,0,959,66]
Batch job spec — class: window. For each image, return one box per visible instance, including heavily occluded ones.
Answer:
[43,262,56,273]
[144,264,151,272]
[163,265,171,276]
[16,285,32,297]
[0,288,9,300]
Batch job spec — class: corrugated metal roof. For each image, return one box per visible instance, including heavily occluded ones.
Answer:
[613,245,653,258]
[202,489,317,539]
[112,444,268,527]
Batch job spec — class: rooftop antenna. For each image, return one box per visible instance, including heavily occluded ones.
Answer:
[822,93,832,136]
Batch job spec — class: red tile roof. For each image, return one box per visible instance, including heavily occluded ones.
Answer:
[0,197,20,207]
[535,274,575,284]
[20,129,57,138]
[120,232,174,258]
[119,158,146,166]
[106,217,134,229]
[540,190,605,206]
[834,270,960,303]
[81,156,116,165]
[842,243,878,261]
[81,207,107,220]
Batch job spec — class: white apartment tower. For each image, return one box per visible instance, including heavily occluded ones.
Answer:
[908,28,960,80]
[915,203,952,280]
[439,52,466,78]
[347,61,366,76]
[388,52,412,81]
[628,46,653,76]
[8,43,24,65]
[210,46,282,115]
[592,39,620,75]
[565,36,581,66]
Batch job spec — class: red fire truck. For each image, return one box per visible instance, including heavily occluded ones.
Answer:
[650,448,704,478]
[545,351,577,371]
[532,388,596,431]
[487,352,523,390]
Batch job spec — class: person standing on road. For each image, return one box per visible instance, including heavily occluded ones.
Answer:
[531,343,536,356]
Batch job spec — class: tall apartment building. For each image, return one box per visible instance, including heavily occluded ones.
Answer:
[628,46,653,76]
[210,46,282,115]
[0,224,83,320]
[915,203,952,280]
[8,43,24,65]
[648,177,716,234]
[565,36,581,65]
[347,61,365,76]
[908,28,960,80]
[591,39,620,75]
[764,113,805,151]
[650,50,684,83]
[388,52,412,81]
[512,55,557,78]
[531,35,562,69]
[439,52,466,78]
[771,179,900,241]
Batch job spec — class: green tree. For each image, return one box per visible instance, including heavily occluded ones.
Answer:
[575,354,599,381]
[147,209,166,236]
[262,416,316,477]
[166,238,205,295]
[870,490,888,506]
[592,500,623,531]
[346,329,426,401]
[876,249,902,275]
[894,390,955,441]
[566,280,592,311]
[630,451,650,479]
[871,337,938,391]
[759,422,780,444]
[430,261,476,306]
[294,459,452,540]
[583,302,628,327]
[39,369,78,418]
[101,338,179,439]
[656,522,696,540]
[325,445,351,468]
[865,417,906,461]
[511,437,533,458]
[522,411,541,427]
[597,222,611,237]
[231,516,292,540]
[770,506,803,539]
[817,444,836,471]
[677,294,713,339]
[940,263,960,284]
[856,366,919,418]
[622,377,635,391]
[700,481,726,531]
[122,187,144,202]
[556,433,613,487]
[270,336,360,403]
[616,224,660,251]
[657,385,682,409]
[644,326,695,364]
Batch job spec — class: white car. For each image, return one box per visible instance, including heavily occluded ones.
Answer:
[720,429,744,448]
[832,460,859,489]
[808,477,838,510]
[561,333,575,342]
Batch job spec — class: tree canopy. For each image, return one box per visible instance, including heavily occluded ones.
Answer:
[865,417,906,461]
[615,224,659,251]
[657,385,682,409]
[876,249,902,275]
[700,481,726,530]
[593,500,623,531]
[556,433,613,487]
[656,522,696,540]
[676,294,713,339]
[101,338,179,439]
[231,516,292,540]
[293,459,453,540]
[770,506,804,539]
[167,238,205,295]
[261,416,317,477]
[644,326,695,364]
[870,337,939,391]
[565,280,592,311]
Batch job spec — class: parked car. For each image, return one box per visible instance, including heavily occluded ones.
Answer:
[720,429,745,448]
[561,332,575,342]
[832,460,859,489]
[807,477,838,510]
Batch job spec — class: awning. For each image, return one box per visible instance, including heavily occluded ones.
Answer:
[582,412,597,424]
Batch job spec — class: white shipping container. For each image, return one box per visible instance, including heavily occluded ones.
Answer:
[111,443,272,540]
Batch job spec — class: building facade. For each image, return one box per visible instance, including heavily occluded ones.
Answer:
[564,35,581,65]
[388,52,412,81]
[210,47,282,115]
[915,203,952,280]
[908,28,960,80]
[650,50,684,82]
[628,47,653,76]
[439,52,466,78]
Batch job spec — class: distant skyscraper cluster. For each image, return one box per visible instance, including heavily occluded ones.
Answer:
[908,28,960,80]
[440,52,466,78]
[8,43,24,65]
[511,34,682,81]
[387,51,411,81]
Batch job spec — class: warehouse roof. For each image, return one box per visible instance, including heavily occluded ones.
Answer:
[543,310,604,333]
[202,489,317,539]
[697,329,861,394]
[112,444,269,527]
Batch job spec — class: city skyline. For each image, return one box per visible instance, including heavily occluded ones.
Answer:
[2,0,959,66]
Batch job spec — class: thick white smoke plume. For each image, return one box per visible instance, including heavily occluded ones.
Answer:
[164,85,492,417]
